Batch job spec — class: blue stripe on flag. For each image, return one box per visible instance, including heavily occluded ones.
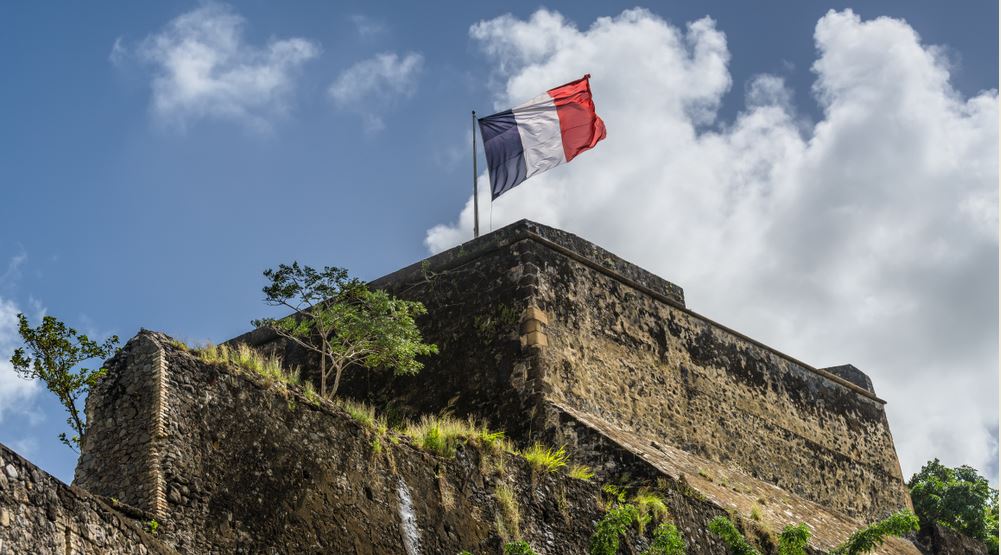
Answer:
[478,110,528,199]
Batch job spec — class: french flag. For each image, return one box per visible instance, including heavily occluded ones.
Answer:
[478,75,606,200]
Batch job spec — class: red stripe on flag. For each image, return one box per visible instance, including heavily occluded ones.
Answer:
[547,74,607,162]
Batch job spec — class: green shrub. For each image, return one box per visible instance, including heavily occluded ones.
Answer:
[708,516,759,555]
[777,523,810,555]
[643,522,686,555]
[831,510,919,555]
[521,443,569,473]
[590,504,640,555]
[503,540,538,555]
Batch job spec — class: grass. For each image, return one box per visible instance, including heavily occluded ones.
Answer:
[340,399,387,432]
[632,489,669,532]
[401,414,511,459]
[520,443,569,473]
[494,483,521,542]
[568,464,595,481]
[193,342,319,411]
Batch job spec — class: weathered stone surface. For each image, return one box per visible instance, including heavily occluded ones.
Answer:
[79,333,748,554]
[0,442,172,554]
[914,522,992,555]
[234,219,919,553]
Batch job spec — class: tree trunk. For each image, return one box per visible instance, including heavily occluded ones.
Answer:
[320,355,327,398]
[331,364,344,399]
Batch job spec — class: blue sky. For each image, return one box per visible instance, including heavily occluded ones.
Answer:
[0,2,997,485]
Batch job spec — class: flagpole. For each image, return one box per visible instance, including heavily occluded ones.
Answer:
[472,110,480,239]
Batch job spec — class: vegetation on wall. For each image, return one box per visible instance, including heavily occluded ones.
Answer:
[709,510,918,555]
[252,262,437,398]
[588,485,686,555]
[9,314,119,450]
[908,458,999,551]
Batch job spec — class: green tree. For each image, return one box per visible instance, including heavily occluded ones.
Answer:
[252,262,437,398]
[9,314,118,450]
[908,458,999,550]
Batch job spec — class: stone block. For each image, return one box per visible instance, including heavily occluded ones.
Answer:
[522,331,548,347]
[523,306,549,325]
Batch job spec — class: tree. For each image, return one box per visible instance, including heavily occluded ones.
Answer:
[252,262,438,398]
[908,458,999,551]
[9,314,119,450]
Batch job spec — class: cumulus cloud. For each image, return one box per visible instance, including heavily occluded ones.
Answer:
[428,9,998,480]
[0,297,39,424]
[126,2,319,131]
[329,51,424,132]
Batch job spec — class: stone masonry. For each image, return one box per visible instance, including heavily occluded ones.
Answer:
[0,442,172,555]
[237,219,918,553]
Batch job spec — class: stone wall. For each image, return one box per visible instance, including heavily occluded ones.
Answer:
[0,442,172,555]
[228,219,915,551]
[528,232,911,519]
[75,332,168,518]
[78,331,758,554]
[273,219,910,522]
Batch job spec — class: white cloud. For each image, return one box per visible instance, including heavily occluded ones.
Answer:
[0,250,26,287]
[329,51,424,132]
[429,9,999,481]
[0,297,39,424]
[127,2,319,131]
[349,14,386,38]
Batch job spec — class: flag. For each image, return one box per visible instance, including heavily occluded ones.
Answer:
[478,74,606,200]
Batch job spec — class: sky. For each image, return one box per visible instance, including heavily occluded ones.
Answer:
[0,2,997,488]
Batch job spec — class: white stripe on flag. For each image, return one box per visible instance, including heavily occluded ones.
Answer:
[512,93,565,179]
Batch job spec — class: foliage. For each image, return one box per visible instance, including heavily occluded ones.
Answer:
[252,262,437,398]
[632,489,669,533]
[708,516,760,555]
[10,314,119,450]
[601,484,628,507]
[589,503,640,555]
[643,522,686,555]
[776,523,810,555]
[830,510,919,555]
[148,519,159,536]
[568,464,595,481]
[520,443,569,473]
[908,458,999,550]
[503,540,538,555]
[495,484,521,542]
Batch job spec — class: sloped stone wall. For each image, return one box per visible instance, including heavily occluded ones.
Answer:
[529,232,911,520]
[0,442,172,555]
[80,332,752,554]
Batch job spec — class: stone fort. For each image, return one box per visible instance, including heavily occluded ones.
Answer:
[1,220,982,554]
